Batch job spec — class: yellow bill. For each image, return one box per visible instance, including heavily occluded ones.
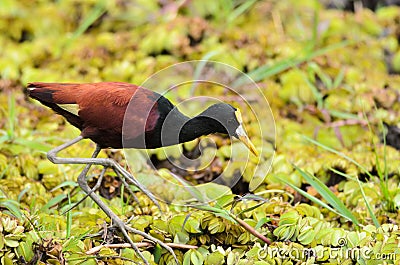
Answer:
[236,124,259,157]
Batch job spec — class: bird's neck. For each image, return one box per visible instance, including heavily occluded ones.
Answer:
[178,115,221,143]
[159,109,224,146]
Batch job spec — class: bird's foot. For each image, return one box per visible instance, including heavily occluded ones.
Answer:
[77,172,178,264]
[108,215,178,265]
[48,140,176,264]
[111,163,161,211]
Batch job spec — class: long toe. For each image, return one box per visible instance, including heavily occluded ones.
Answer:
[120,223,179,264]
[115,167,161,210]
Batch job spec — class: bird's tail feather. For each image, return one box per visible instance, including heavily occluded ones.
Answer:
[27,82,83,130]
[27,82,79,104]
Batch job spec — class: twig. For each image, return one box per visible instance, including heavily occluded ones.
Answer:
[233,216,272,245]
[86,242,198,255]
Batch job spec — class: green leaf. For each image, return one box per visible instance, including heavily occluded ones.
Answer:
[293,164,359,225]
[255,217,271,230]
[2,254,14,265]
[174,231,189,244]
[41,194,67,212]
[215,194,235,209]
[63,0,107,50]
[205,251,225,265]
[184,217,202,234]
[183,250,191,265]
[13,138,51,152]
[0,200,22,219]
[280,177,349,221]
[50,181,79,192]
[249,162,270,192]
[227,0,257,23]
[153,244,162,263]
[4,238,19,248]
[233,40,351,88]
[302,135,379,227]
[190,249,205,265]
[195,205,237,224]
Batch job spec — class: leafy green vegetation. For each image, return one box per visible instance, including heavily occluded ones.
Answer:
[1,0,400,264]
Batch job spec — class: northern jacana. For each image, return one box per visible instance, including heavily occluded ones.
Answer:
[28,81,258,264]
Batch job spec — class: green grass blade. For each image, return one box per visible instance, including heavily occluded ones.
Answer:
[302,135,380,227]
[190,51,221,95]
[14,138,52,152]
[66,193,72,238]
[328,110,362,120]
[41,194,67,212]
[280,178,344,219]
[7,93,15,140]
[194,205,236,223]
[63,0,107,49]
[227,0,257,23]
[356,180,380,227]
[332,68,345,89]
[328,167,358,182]
[302,66,324,108]
[236,202,265,216]
[364,108,394,211]
[376,117,391,202]
[302,135,372,178]
[232,40,351,88]
[0,199,23,219]
[293,164,360,225]
[215,194,235,209]
[50,181,78,192]
[162,170,208,204]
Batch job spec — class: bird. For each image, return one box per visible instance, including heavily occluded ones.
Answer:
[27,81,258,264]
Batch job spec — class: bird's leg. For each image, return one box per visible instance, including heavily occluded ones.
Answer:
[62,166,106,215]
[75,149,150,264]
[109,163,160,209]
[114,170,142,210]
[47,137,178,264]
[76,147,178,265]
[47,136,160,208]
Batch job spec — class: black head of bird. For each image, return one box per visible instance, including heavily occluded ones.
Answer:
[175,103,258,156]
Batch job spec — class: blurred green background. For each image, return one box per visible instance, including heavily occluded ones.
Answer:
[1,0,400,264]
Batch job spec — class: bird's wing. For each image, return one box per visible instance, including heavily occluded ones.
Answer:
[76,83,161,142]
[28,82,160,144]
[121,87,161,140]
[74,82,140,135]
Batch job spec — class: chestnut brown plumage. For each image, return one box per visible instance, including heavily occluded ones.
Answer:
[27,81,258,265]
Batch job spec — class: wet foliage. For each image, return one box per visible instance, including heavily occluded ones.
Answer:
[1,0,400,264]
